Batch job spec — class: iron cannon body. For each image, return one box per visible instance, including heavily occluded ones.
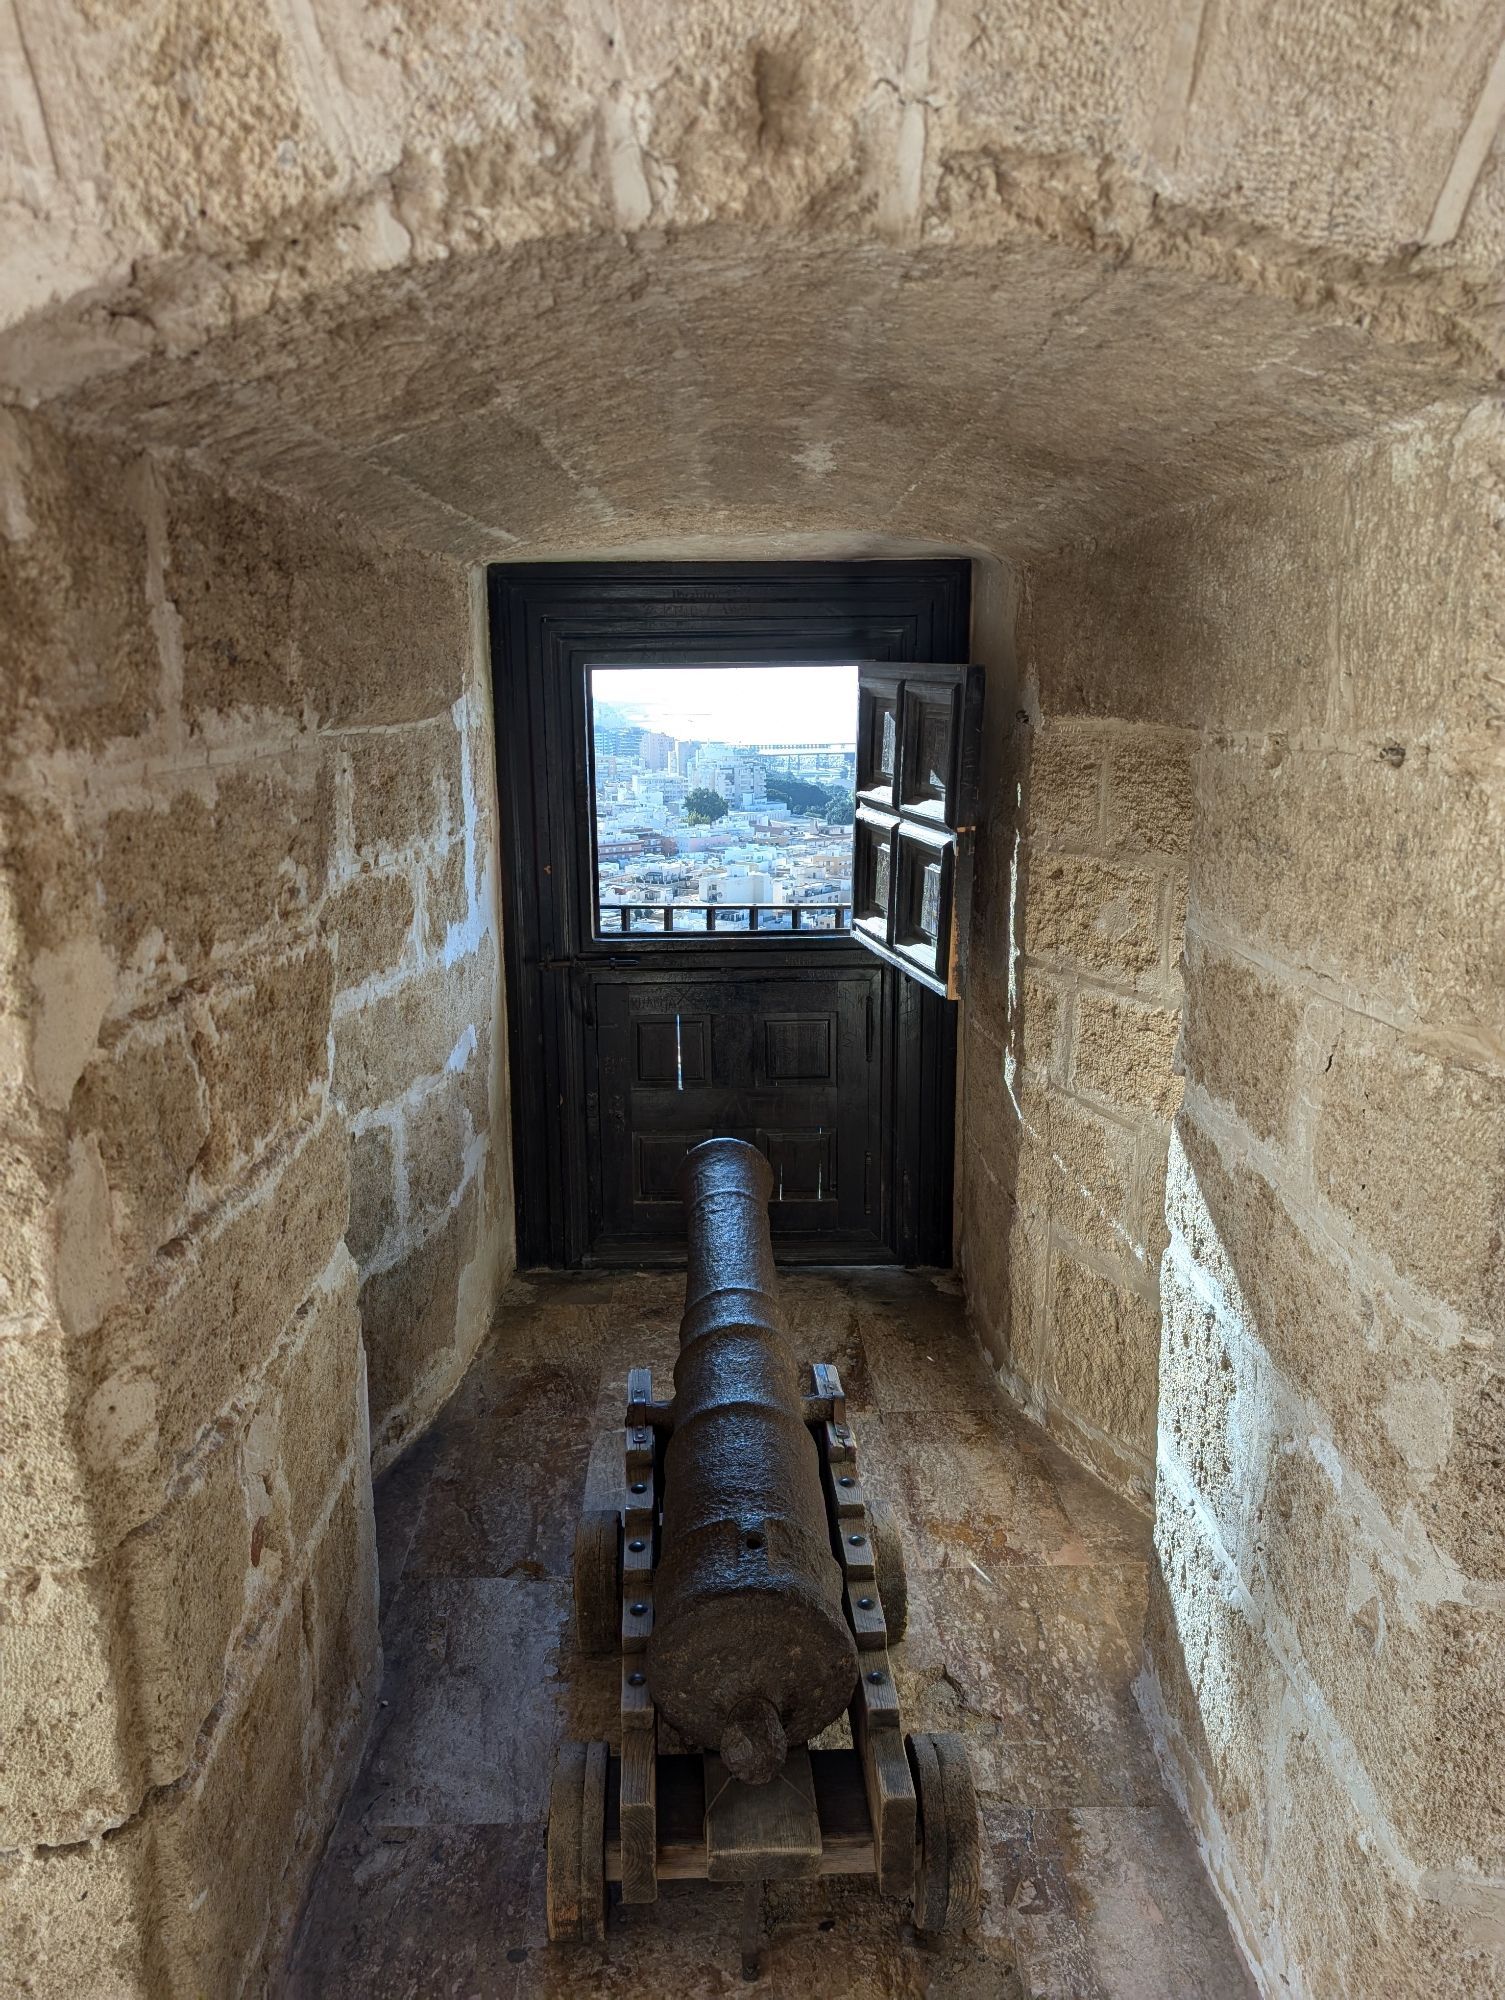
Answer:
[547,1137,981,1971]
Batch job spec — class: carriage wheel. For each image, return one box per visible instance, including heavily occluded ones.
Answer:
[907,1731,981,1935]
[546,1739,608,1943]
[870,1497,909,1642]
[572,1508,622,1656]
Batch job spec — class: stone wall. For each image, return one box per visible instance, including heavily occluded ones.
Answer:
[962,645,1191,1502]
[0,414,510,1995]
[996,402,1505,1995]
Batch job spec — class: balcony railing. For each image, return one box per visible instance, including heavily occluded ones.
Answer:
[598,901,853,936]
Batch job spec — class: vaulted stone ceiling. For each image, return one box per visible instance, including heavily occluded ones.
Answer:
[4,0,1503,562]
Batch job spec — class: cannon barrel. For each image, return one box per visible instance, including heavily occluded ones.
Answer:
[645,1138,858,1783]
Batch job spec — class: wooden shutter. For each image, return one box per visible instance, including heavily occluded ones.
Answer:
[850,663,984,998]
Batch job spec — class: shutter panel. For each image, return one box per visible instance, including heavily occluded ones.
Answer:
[850,663,984,998]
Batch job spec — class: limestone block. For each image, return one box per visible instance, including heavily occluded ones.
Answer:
[1262,1728,1502,2000]
[1022,852,1162,983]
[347,1122,397,1270]
[99,759,333,977]
[293,534,467,728]
[1168,1113,1494,1555]
[463,1016,493,1137]
[0,789,98,958]
[1259,1446,1505,1873]
[1104,734,1195,858]
[346,714,463,859]
[425,837,469,949]
[0,1423,248,1847]
[154,1591,313,1998]
[405,1065,474,1227]
[1157,1252,1255,1557]
[0,1826,153,1999]
[0,416,158,753]
[81,1116,349,1546]
[269,1252,364,1553]
[1011,967,1065,1083]
[1181,943,1304,1145]
[1073,990,1182,1120]
[72,1011,209,1260]
[1193,741,1504,1043]
[189,938,334,1180]
[302,1462,381,1766]
[164,467,297,723]
[1024,726,1101,842]
[1334,404,1505,750]
[1147,1492,1284,1854]
[1014,1080,1144,1263]
[1047,1250,1159,1456]
[332,935,494,1115]
[0,1326,95,1566]
[322,868,415,993]
[1311,1013,1505,1330]
[360,1180,479,1429]
[1023,484,1329,733]
[961,1016,1014,1170]
[0,1126,65,1319]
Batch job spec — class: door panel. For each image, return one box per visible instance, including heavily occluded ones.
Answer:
[594,967,883,1254]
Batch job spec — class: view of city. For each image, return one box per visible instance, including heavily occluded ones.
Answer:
[589,664,858,933]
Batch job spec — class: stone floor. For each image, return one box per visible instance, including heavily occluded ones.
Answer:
[285,1269,1255,2000]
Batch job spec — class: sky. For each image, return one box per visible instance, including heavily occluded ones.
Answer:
[591,664,857,747]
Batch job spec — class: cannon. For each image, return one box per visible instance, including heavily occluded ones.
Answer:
[547,1138,981,1973]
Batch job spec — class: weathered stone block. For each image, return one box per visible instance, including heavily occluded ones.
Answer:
[1147,1489,1284,1849]
[1168,1113,1492,1555]
[1156,1251,1255,1559]
[100,759,333,976]
[1194,740,1504,1043]
[426,838,469,949]
[360,1180,479,1429]
[1312,1012,1505,1330]
[322,868,414,993]
[1260,1446,1505,1872]
[347,1122,397,1269]
[190,939,334,1179]
[1023,482,1327,733]
[89,1115,349,1541]
[1181,943,1303,1144]
[1073,990,1182,1119]
[0,1423,248,1847]
[295,535,466,728]
[0,1126,65,1319]
[1011,967,1064,1081]
[406,1066,473,1225]
[302,1463,380,1768]
[1047,1250,1159,1456]
[1014,1080,1144,1263]
[0,1825,152,1999]
[1025,726,1101,842]
[0,416,159,753]
[270,1251,364,1552]
[1023,852,1162,983]
[164,468,297,723]
[72,1012,209,1260]
[332,935,494,1115]
[345,714,463,859]
[1104,732,1195,858]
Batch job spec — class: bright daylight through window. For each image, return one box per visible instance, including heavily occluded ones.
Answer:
[590,664,858,934]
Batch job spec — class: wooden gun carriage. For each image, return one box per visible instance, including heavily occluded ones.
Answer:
[546,1137,981,1974]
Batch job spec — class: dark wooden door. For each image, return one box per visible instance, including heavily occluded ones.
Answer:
[490,562,969,1268]
[594,965,883,1258]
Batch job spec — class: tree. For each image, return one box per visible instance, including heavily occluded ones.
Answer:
[683,787,728,825]
[765,772,831,816]
[823,793,855,826]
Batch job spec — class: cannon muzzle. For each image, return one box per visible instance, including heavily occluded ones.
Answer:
[644,1139,858,1781]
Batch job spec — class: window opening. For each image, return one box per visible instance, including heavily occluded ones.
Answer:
[589,664,857,938]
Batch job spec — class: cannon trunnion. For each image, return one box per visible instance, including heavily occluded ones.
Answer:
[548,1138,981,1973]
